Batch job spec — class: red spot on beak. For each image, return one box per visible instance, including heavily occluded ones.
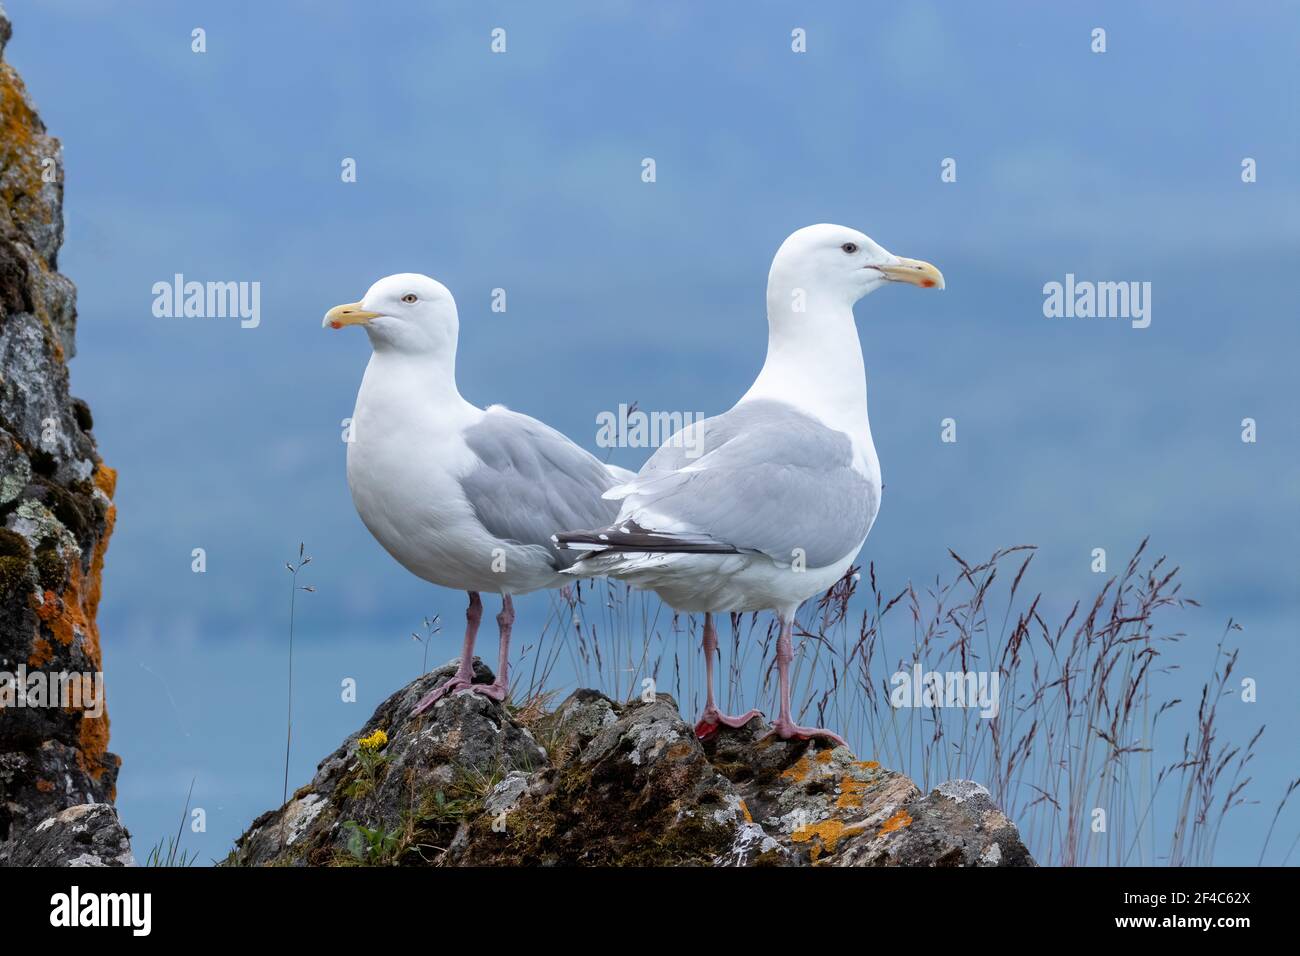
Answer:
[920,279,936,288]
[329,320,342,329]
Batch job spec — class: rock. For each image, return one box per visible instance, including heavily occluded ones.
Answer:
[0,5,123,859]
[227,668,1035,867]
[861,779,1038,868]
[452,691,751,866]
[228,657,548,866]
[0,803,134,866]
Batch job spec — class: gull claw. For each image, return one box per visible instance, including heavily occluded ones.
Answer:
[465,680,509,702]
[412,675,473,715]
[695,708,764,740]
[760,718,847,749]
[413,676,510,715]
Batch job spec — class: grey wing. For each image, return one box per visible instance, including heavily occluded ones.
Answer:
[461,407,622,570]
[610,400,877,569]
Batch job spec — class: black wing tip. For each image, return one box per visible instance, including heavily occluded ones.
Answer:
[556,520,739,556]
[553,528,608,554]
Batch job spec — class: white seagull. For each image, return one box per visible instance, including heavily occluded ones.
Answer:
[556,224,943,745]
[325,274,626,714]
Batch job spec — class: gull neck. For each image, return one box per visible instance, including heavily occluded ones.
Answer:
[742,294,872,448]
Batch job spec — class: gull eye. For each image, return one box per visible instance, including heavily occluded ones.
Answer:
[401,293,418,304]
[841,242,859,254]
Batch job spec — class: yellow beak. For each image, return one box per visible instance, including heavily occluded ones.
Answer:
[323,301,382,329]
[873,257,945,290]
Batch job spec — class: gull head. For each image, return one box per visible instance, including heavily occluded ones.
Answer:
[770,224,944,310]
[323,273,458,355]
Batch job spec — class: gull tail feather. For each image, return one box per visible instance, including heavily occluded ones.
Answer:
[553,520,738,561]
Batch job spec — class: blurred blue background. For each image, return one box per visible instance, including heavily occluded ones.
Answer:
[6,0,1297,864]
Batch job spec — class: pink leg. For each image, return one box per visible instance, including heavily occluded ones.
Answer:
[695,612,762,739]
[471,594,513,702]
[412,592,483,714]
[760,613,848,747]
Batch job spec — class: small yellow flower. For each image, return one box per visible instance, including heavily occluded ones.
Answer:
[359,729,388,752]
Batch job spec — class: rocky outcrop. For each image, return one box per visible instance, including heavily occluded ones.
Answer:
[0,802,133,866]
[0,3,122,858]
[228,660,1034,867]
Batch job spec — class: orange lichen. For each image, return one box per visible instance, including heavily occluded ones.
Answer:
[82,465,117,667]
[31,464,118,790]
[878,809,913,834]
[791,818,867,853]
[93,464,118,498]
[0,60,70,357]
[781,755,812,783]
[35,778,54,793]
[27,636,53,667]
[78,705,114,792]
[738,800,753,823]
[836,776,869,809]
[0,64,39,155]
[855,760,880,770]
[814,749,834,765]
[33,583,85,647]
[0,63,51,223]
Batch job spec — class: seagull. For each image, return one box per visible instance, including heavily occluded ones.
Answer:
[324,274,626,714]
[556,224,943,745]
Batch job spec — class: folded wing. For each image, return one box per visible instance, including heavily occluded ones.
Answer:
[558,399,877,569]
[461,406,622,570]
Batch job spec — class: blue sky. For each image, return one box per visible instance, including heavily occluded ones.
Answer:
[6,0,1297,864]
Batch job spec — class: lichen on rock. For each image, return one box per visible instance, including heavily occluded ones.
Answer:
[0,4,121,861]
[227,660,1035,868]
